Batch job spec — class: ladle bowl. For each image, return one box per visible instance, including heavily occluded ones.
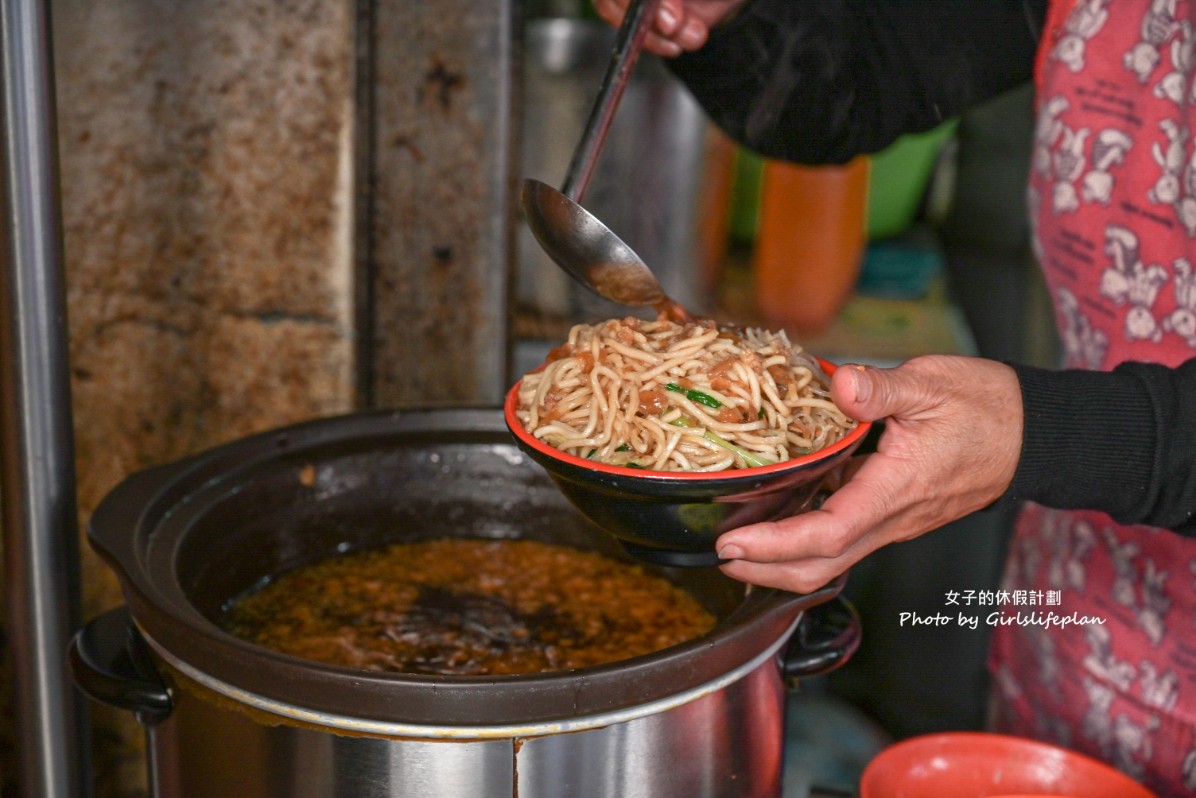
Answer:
[521,177,664,307]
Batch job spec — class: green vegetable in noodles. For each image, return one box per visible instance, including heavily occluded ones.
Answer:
[665,382,722,409]
[668,417,775,468]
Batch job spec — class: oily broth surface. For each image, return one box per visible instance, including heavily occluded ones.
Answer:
[222,538,716,676]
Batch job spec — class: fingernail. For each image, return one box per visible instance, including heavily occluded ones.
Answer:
[677,19,705,49]
[656,39,683,57]
[657,7,678,33]
[718,544,745,560]
[850,365,871,404]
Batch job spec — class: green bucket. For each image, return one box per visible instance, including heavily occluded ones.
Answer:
[866,120,957,240]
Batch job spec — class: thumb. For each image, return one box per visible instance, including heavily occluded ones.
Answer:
[830,363,930,423]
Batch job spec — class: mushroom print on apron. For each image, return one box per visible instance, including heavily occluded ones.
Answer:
[988,1,1196,794]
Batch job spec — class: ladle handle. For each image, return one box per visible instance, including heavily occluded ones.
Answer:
[560,0,661,203]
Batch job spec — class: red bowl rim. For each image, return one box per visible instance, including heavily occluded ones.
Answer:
[860,731,1157,798]
[504,357,872,482]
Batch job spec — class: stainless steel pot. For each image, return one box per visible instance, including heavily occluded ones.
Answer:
[70,408,858,797]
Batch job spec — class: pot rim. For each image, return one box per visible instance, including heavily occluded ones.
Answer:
[143,614,801,737]
[89,408,842,727]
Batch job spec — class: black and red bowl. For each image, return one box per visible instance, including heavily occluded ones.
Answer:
[504,359,872,566]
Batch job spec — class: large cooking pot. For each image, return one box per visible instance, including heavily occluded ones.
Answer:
[69,408,859,797]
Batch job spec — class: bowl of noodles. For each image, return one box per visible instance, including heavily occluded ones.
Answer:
[504,316,872,566]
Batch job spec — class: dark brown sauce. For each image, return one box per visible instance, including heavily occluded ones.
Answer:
[653,295,691,324]
[222,538,716,676]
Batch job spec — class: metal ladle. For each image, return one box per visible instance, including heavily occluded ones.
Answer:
[521,0,671,310]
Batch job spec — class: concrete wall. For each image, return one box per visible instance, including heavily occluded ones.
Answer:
[4,2,357,794]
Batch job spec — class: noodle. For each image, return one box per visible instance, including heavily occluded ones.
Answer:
[516,316,857,471]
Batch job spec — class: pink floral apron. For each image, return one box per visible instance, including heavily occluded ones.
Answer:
[988,2,1196,794]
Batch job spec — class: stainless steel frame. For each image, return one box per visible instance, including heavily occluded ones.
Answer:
[0,1,89,796]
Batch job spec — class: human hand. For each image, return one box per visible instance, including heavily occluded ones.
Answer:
[590,0,750,57]
[716,355,1024,594]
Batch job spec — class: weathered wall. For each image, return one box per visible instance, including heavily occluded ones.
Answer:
[364,0,517,406]
[1,0,522,792]
[2,1,357,794]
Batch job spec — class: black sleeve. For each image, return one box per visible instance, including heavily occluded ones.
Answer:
[667,0,1047,163]
[1006,359,1196,535]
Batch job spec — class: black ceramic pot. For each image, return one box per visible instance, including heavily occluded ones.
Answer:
[70,408,859,797]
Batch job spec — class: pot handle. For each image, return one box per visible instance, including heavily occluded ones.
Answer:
[781,595,861,680]
[68,605,172,724]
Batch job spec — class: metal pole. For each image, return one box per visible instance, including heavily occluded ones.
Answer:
[0,0,90,795]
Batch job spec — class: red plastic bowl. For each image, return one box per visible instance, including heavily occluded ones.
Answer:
[504,358,871,565]
[860,732,1158,798]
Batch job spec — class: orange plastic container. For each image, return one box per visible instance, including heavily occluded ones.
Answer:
[752,156,869,334]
